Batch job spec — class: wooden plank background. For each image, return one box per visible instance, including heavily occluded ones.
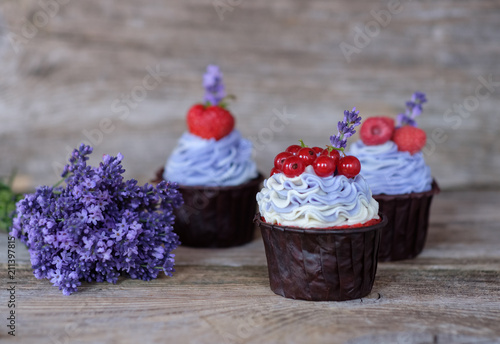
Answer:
[0,190,499,343]
[1,0,499,191]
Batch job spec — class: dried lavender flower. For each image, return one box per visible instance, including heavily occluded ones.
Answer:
[10,144,183,295]
[396,91,427,127]
[203,65,226,106]
[329,107,362,152]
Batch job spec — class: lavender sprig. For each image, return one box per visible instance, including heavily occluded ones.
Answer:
[203,65,226,106]
[396,91,427,127]
[329,107,362,155]
[10,144,183,295]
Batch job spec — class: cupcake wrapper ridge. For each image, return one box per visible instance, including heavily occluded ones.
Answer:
[172,173,264,248]
[374,180,440,261]
[255,213,387,301]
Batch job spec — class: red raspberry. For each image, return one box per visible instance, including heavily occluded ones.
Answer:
[392,126,427,154]
[187,104,235,140]
[360,117,395,146]
[338,156,361,178]
[282,156,306,178]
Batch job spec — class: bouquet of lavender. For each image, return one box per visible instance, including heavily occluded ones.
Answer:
[10,144,183,295]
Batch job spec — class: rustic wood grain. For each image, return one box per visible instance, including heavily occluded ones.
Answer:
[0,190,499,343]
[1,0,500,191]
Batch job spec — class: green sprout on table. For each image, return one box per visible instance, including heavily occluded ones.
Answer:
[0,172,23,233]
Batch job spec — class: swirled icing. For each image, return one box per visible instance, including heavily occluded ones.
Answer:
[164,130,258,186]
[349,140,432,195]
[256,166,379,228]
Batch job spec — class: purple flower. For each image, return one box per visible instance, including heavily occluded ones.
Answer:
[337,121,356,138]
[203,65,226,105]
[152,247,165,259]
[80,193,95,206]
[122,209,133,218]
[116,219,129,231]
[49,270,63,284]
[83,177,96,189]
[52,256,64,269]
[330,134,348,150]
[9,144,183,295]
[82,236,93,250]
[343,107,362,127]
[329,108,362,150]
[75,209,88,222]
[87,205,103,225]
[102,249,112,261]
[396,113,417,127]
[412,92,427,104]
[130,221,142,231]
[110,227,125,240]
[397,92,427,127]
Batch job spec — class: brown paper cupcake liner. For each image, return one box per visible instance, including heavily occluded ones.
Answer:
[255,213,387,301]
[155,168,263,248]
[374,180,440,262]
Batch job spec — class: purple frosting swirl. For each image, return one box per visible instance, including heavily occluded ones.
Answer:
[164,130,258,187]
[349,140,432,195]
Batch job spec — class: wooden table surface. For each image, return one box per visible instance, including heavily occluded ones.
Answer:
[1,189,499,344]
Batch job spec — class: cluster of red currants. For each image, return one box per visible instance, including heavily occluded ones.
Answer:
[270,145,361,179]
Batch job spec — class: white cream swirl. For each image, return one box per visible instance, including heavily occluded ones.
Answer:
[256,166,379,228]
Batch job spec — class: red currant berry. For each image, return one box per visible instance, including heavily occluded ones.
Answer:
[297,147,316,166]
[285,145,301,156]
[312,147,323,156]
[313,155,337,177]
[270,167,281,177]
[321,149,340,166]
[338,156,361,178]
[274,152,292,169]
[282,156,306,178]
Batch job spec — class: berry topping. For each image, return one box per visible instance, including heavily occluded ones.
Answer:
[338,156,361,178]
[392,126,427,154]
[312,147,323,155]
[321,148,341,162]
[187,104,235,140]
[297,147,316,166]
[282,156,306,178]
[360,116,395,146]
[285,145,302,156]
[270,167,281,177]
[313,155,337,177]
[274,152,292,169]
[272,108,363,180]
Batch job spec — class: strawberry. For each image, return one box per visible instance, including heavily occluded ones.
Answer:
[187,104,235,140]
[392,126,426,154]
[359,116,395,146]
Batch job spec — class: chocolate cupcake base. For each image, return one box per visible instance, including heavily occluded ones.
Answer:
[374,180,440,262]
[155,168,263,248]
[255,214,387,301]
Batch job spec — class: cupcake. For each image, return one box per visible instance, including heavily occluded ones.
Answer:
[349,92,439,261]
[160,65,262,247]
[255,108,387,301]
